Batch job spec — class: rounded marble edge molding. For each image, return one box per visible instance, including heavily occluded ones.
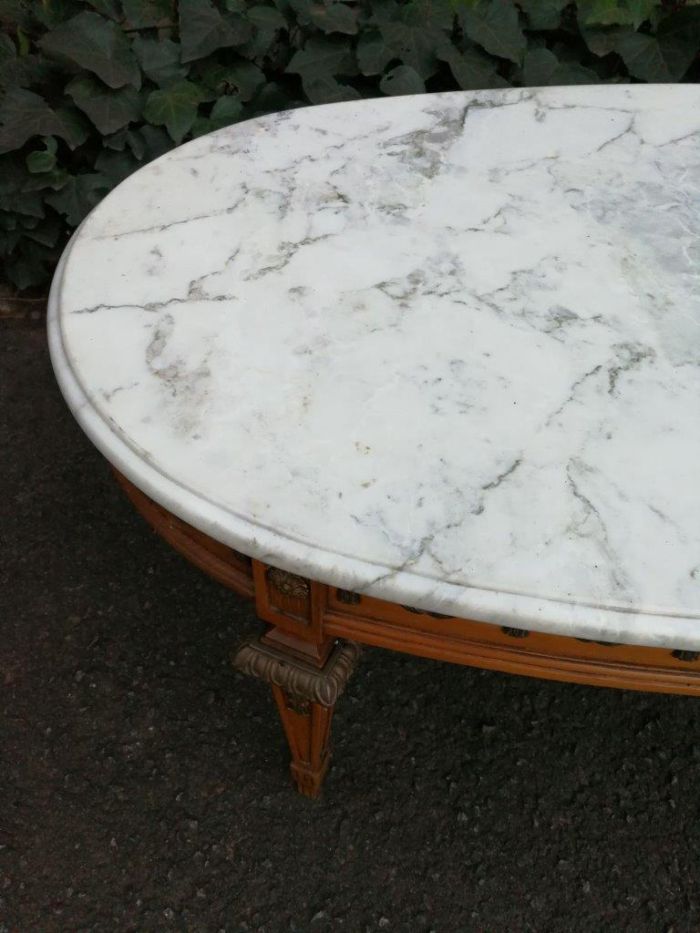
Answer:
[46,101,700,653]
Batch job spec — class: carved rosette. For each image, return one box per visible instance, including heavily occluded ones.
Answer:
[232,637,361,707]
[266,567,310,599]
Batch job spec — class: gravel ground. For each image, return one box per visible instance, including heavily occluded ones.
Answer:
[2,322,700,932]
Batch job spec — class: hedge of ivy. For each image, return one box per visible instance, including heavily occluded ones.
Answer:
[1,0,699,290]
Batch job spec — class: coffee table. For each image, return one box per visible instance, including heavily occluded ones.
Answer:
[49,85,700,797]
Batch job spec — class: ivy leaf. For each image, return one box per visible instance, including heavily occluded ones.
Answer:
[308,3,359,35]
[0,32,15,61]
[0,156,64,215]
[0,155,28,197]
[286,36,357,77]
[251,81,303,115]
[24,214,63,248]
[378,21,447,79]
[403,0,455,30]
[196,60,266,101]
[26,148,57,174]
[366,0,402,25]
[95,148,141,184]
[0,52,57,91]
[459,0,526,65]
[609,30,667,79]
[523,47,598,85]
[611,11,700,81]
[144,79,205,142]
[53,105,92,149]
[24,138,57,176]
[247,5,287,29]
[5,240,58,290]
[102,126,153,160]
[132,37,187,86]
[379,64,425,96]
[33,0,89,29]
[655,7,700,75]
[0,0,33,31]
[1,189,45,217]
[179,0,252,63]
[223,61,266,101]
[620,35,680,82]
[208,95,243,129]
[517,0,569,30]
[578,0,655,28]
[124,129,146,159]
[45,173,111,226]
[102,128,129,150]
[439,43,508,89]
[82,0,123,21]
[137,124,174,161]
[625,0,656,25]
[122,0,173,27]
[66,75,141,136]
[578,0,626,24]
[285,0,314,22]
[22,168,69,194]
[40,12,141,89]
[237,18,280,60]
[301,74,361,104]
[0,89,63,154]
[356,30,396,76]
[190,116,212,138]
[579,25,626,56]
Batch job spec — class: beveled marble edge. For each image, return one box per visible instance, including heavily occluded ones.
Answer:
[47,98,700,653]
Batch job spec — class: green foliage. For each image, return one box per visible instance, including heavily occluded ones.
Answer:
[0,0,699,290]
[39,11,142,88]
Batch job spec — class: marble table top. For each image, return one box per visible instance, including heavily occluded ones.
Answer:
[49,85,700,649]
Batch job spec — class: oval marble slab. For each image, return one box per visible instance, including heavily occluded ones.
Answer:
[49,85,700,649]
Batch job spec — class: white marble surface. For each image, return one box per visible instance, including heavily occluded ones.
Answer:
[49,85,700,649]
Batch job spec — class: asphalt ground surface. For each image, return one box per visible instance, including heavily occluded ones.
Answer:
[2,321,700,932]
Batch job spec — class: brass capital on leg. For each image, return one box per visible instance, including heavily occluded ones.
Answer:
[232,633,360,797]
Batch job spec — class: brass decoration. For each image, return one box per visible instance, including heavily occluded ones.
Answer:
[400,604,452,619]
[576,637,620,647]
[233,636,361,707]
[501,626,529,639]
[337,589,361,605]
[284,695,311,715]
[266,566,310,599]
[672,649,700,663]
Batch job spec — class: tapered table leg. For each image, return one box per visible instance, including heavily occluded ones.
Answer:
[233,634,360,797]
[270,685,333,797]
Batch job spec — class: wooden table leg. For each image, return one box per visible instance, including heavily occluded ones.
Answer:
[232,634,360,797]
[270,686,334,798]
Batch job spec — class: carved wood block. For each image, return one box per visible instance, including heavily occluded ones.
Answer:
[232,636,360,707]
[252,559,327,644]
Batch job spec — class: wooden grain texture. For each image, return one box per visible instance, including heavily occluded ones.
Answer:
[115,469,700,697]
[271,685,333,799]
[114,470,254,598]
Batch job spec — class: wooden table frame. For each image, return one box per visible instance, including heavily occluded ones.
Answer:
[115,470,700,798]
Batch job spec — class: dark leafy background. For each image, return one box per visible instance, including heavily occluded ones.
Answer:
[1,0,699,290]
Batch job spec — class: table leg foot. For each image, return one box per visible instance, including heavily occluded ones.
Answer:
[232,635,360,797]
